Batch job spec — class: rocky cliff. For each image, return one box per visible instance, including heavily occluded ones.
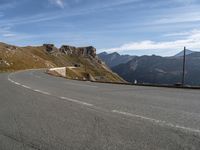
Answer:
[43,44,97,58]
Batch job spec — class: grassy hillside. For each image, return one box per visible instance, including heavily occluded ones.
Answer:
[0,42,124,83]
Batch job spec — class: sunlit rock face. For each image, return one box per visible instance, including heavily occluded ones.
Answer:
[43,44,97,58]
[59,45,97,58]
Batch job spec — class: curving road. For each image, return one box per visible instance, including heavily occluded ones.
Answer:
[1,69,200,149]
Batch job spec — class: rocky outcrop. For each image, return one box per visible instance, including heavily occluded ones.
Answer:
[43,44,58,53]
[43,44,97,58]
[59,45,97,58]
[60,45,76,55]
[0,58,11,67]
[79,46,96,58]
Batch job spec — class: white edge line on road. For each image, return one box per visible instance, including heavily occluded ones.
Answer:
[21,85,31,89]
[14,82,20,85]
[8,75,51,96]
[8,74,93,107]
[112,110,200,134]
[60,97,93,106]
[33,89,51,95]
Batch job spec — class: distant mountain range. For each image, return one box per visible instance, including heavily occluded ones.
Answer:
[98,50,200,86]
[98,52,135,68]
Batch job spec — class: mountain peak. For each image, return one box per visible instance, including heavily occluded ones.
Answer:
[111,52,120,55]
[98,52,135,68]
[174,49,195,57]
[98,51,107,55]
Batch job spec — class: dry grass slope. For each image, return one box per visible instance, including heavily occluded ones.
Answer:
[0,42,125,83]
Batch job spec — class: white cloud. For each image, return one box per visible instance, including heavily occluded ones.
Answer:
[0,0,141,26]
[49,0,65,8]
[0,25,17,38]
[164,29,199,37]
[2,33,16,37]
[156,13,200,24]
[102,30,200,54]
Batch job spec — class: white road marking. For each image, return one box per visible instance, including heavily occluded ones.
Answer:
[8,75,51,95]
[112,110,200,134]
[60,96,93,106]
[21,85,31,89]
[8,78,13,82]
[33,89,51,95]
[14,82,20,85]
[8,74,93,107]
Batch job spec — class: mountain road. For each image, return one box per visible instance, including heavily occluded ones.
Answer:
[0,69,200,150]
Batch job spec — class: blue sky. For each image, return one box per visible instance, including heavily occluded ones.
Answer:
[0,0,200,56]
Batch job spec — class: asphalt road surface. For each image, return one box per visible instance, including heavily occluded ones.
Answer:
[1,69,200,150]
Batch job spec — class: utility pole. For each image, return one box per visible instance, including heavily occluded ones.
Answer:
[182,47,186,87]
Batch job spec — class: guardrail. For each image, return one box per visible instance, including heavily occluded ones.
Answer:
[48,67,66,77]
